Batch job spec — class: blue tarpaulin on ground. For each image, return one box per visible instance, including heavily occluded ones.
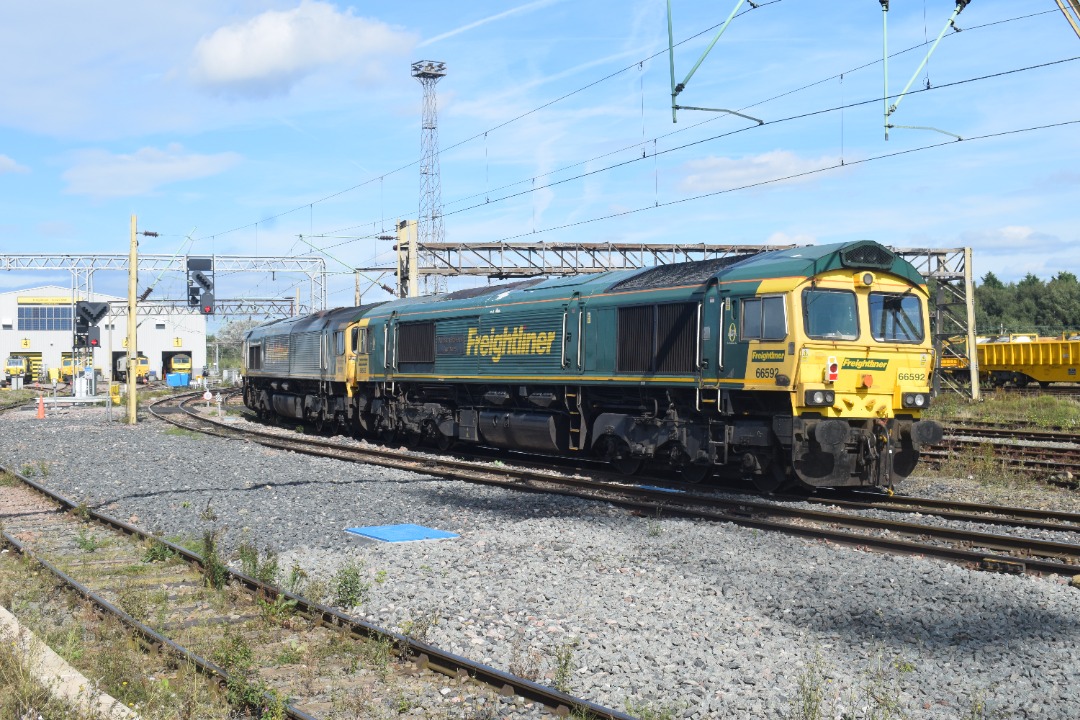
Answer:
[344,523,459,543]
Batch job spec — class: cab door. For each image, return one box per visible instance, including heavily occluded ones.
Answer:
[563,293,586,375]
[700,282,722,388]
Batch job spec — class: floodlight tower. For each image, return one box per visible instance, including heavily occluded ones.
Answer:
[412,60,447,294]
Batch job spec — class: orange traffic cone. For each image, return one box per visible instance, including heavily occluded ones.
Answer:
[36,395,45,419]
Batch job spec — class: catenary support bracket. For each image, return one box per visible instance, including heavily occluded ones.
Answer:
[881,0,970,140]
[666,0,763,125]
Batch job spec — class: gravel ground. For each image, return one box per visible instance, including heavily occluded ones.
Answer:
[3,404,1080,719]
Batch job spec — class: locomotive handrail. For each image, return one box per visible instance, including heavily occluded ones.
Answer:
[560,312,568,368]
[383,324,389,371]
[577,309,583,370]
[695,301,702,370]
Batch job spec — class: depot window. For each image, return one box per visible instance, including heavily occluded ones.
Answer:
[869,292,924,343]
[740,296,787,341]
[17,305,72,331]
[803,289,859,340]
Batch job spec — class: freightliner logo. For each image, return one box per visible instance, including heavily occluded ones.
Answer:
[841,358,889,371]
[751,350,786,363]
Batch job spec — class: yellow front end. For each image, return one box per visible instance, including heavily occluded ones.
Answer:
[788,269,942,487]
[60,359,84,381]
[134,357,150,382]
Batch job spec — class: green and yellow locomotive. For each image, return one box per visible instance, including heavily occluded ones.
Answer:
[243,240,942,491]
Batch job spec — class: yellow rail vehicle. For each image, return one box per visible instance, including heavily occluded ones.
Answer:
[979,335,1080,388]
[60,357,85,382]
[169,354,192,375]
[5,356,31,383]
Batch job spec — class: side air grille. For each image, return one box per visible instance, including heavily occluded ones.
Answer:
[840,243,895,270]
[617,305,654,372]
[398,322,435,363]
[656,303,697,373]
[618,303,697,373]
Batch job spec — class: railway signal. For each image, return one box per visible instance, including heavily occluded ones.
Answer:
[187,257,215,315]
[76,301,109,326]
[74,301,108,349]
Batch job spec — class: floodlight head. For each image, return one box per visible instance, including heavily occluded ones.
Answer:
[411,60,446,79]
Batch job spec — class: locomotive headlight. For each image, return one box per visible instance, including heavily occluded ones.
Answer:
[902,393,929,409]
[805,390,836,406]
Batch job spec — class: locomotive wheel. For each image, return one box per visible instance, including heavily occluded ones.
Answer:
[680,464,711,484]
[598,437,641,476]
[753,456,790,494]
[314,411,326,434]
[435,431,454,451]
[611,456,642,476]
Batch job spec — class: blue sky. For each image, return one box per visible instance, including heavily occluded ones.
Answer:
[1,1,1077,322]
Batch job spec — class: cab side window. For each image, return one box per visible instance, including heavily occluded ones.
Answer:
[741,296,787,341]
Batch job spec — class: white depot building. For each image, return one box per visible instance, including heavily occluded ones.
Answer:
[1,285,207,383]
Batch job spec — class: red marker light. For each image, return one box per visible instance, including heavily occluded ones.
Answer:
[825,356,839,383]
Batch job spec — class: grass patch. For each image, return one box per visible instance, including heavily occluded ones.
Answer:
[0,546,233,718]
[74,527,106,553]
[331,560,370,609]
[0,626,88,720]
[927,390,1080,429]
[237,539,279,585]
[164,426,201,439]
[142,537,178,563]
[199,530,229,590]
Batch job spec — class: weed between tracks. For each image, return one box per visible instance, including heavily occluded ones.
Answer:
[925,391,1080,429]
[0,545,232,719]
[787,647,1002,720]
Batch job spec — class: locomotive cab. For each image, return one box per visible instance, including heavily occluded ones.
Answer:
[787,263,942,487]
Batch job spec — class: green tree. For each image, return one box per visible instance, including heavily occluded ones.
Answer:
[973,270,1080,337]
[207,318,262,371]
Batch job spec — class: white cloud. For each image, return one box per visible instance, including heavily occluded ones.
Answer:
[191,1,415,98]
[957,226,1058,255]
[678,150,841,194]
[62,144,241,198]
[417,0,562,48]
[0,155,29,174]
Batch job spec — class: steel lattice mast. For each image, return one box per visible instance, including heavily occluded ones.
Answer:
[412,60,447,294]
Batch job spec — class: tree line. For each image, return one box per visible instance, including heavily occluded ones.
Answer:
[975,271,1080,338]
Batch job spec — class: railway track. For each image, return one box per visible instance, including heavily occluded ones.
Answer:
[0,410,635,719]
[921,422,1080,482]
[165,391,1080,579]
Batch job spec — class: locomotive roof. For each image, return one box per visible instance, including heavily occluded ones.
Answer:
[244,303,382,340]
[711,240,925,286]
[361,240,924,319]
